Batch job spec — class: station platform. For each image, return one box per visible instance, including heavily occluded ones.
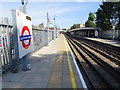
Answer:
[2,34,85,89]
[85,37,120,47]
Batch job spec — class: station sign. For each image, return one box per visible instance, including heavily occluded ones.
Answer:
[14,10,33,59]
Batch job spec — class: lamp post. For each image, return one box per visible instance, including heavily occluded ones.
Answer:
[20,0,31,71]
[47,12,50,44]
[54,15,58,38]
[54,15,56,39]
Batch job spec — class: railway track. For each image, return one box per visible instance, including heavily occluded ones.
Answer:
[77,40,120,66]
[64,34,120,89]
[72,34,120,61]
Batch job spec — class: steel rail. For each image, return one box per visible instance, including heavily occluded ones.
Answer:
[68,38,113,88]
[65,35,112,88]
[77,40,120,66]
[65,36,95,89]
[69,34,120,60]
[73,39,120,82]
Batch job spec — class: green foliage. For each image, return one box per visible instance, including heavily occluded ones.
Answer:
[96,2,120,30]
[62,28,66,30]
[85,12,96,27]
[70,24,77,30]
[88,12,95,21]
[62,28,67,32]
[116,24,120,30]
[116,2,120,29]
[85,20,96,27]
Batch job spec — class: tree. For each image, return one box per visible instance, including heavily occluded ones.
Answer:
[70,24,77,30]
[62,28,66,31]
[96,2,120,30]
[61,28,66,32]
[85,20,96,27]
[88,12,95,21]
[116,2,120,30]
[85,12,96,27]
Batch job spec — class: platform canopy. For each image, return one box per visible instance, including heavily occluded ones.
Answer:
[69,27,98,32]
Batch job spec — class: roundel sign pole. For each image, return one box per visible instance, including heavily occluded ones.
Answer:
[12,0,32,71]
[20,0,28,14]
[21,0,32,71]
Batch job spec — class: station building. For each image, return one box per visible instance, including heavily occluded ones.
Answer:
[70,27,98,37]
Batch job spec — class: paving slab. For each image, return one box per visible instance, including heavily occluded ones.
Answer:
[3,73,25,82]
[62,74,72,88]
[24,82,47,88]
[2,82,27,88]
[47,50,62,88]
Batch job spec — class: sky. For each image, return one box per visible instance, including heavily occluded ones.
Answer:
[0,0,103,29]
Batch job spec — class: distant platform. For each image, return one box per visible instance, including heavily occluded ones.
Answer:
[84,37,120,47]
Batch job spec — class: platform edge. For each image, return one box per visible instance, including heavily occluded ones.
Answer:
[64,35,88,89]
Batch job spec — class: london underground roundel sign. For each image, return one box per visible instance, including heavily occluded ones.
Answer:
[13,10,33,59]
[20,26,31,49]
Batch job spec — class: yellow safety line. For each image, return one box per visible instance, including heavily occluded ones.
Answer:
[64,36,77,89]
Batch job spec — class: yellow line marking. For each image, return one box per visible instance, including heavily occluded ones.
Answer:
[64,36,77,89]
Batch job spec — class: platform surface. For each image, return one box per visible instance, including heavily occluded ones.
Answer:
[85,37,120,47]
[2,34,83,88]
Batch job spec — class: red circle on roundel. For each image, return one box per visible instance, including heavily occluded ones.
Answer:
[21,26,31,49]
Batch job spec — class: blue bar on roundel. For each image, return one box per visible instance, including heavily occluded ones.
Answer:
[20,35,31,41]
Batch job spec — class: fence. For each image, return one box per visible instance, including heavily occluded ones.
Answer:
[32,28,56,51]
[0,18,58,74]
[98,30,120,41]
[0,18,13,74]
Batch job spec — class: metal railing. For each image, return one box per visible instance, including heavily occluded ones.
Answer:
[0,18,13,74]
[32,28,56,51]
